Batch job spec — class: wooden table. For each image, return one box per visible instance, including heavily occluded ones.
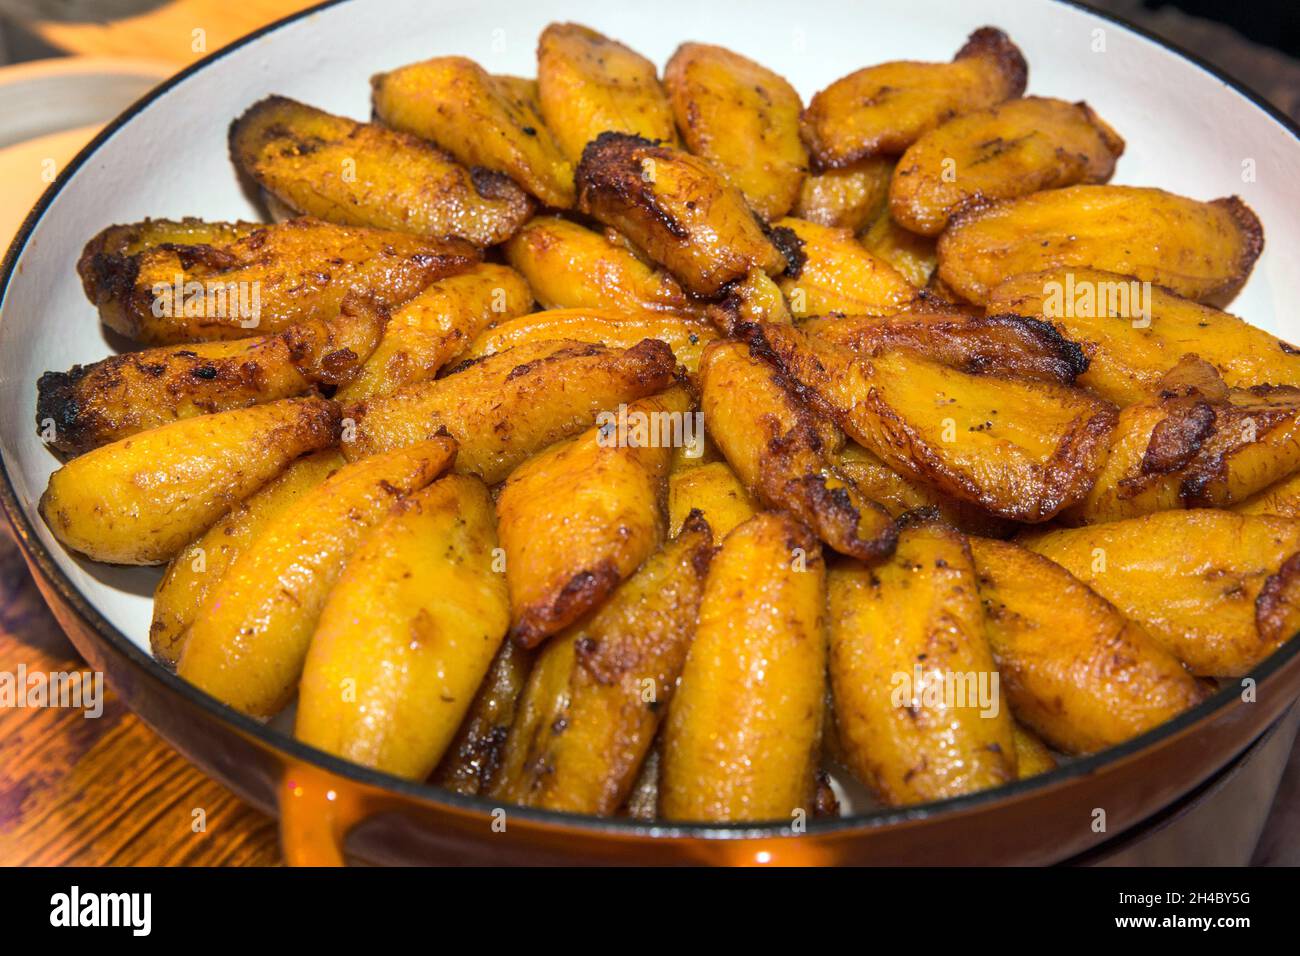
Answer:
[0,526,280,865]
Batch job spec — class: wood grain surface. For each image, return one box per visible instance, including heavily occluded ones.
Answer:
[0,526,280,866]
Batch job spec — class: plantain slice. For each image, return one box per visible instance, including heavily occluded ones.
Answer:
[85,218,261,256]
[492,514,713,814]
[987,268,1300,404]
[970,536,1208,753]
[800,309,1086,385]
[229,95,534,246]
[860,210,938,288]
[538,22,678,164]
[833,440,1015,538]
[342,337,676,481]
[1237,471,1300,519]
[1065,359,1300,523]
[433,639,535,796]
[700,339,898,560]
[668,460,757,541]
[295,475,510,779]
[829,522,1017,806]
[664,42,807,221]
[337,264,533,402]
[150,449,344,667]
[464,306,717,373]
[177,438,455,717]
[575,132,786,297]
[1020,509,1300,676]
[703,266,792,334]
[1012,724,1057,779]
[495,388,686,647]
[890,97,1124,236]
[661,513,826,823]
[773,217,918,317]
[39,295,384,455]
[937,186,1264,306]
[79,217,478,343]
[39,397,340,566]
[801,27,1028,167]
[502,216,696,315]
[372,56,574,208]
[791,158,893,232]
[752,322,1117,522]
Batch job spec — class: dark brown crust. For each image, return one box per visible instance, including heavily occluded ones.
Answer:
[804,311,1088,385]
[1257,551,1300,647]
[576,131,689,239]
[767,225,806,279]
[1138,399,1216,476]
[954,27,1028,98]
[512,560,623,649]
[1207,196,1265,306]
[575,131,783,296]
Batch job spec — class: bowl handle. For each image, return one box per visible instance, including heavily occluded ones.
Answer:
[279,763,366,867]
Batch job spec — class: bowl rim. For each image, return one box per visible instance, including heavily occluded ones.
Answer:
[3,0,1300,842]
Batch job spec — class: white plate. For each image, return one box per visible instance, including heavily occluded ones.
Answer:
[1,0,1298,657]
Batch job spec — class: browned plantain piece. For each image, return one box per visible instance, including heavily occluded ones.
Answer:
[492,515,713,813]
[372,56,574,208]
[987,268,1300,404]
[773,217,917,317]
[699,339,897,560]
[834,441,1015,537]
[800,309,1087,385]
[537,23,678,163]
[85,218,262,257]
[829,522,1017,805]
[495,389,686,647]
[801,27,1027,167]
[465,307,717,374]
[751,321,1116,521]
[859,210,938,288]
[40,397,341,565]
[433,639,535,796]
[791,158,892,232]
[660,512,826,822]
[890,97,1124,235]
[336,263,533,402]
[502,216,695,314]
[79,217,478,343]
[342,338,677,482]
[229,96,533,246]
[38,295,384,455]
[971,536,1208,753]
[1021,510,1300,676]
[937,186,1264,306]
[574,132,786,296]
[1237,471,1300,518]
[1066,359,1300,523]
[703,267,792,335]
[664,42,807,220]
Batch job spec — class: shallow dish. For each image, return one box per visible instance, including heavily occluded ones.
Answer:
[3,0,1300,864]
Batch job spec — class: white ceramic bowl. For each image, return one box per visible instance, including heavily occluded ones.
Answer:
[2,0,1299,864]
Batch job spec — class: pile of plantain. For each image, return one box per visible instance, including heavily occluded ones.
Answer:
[36,22,1298,822]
